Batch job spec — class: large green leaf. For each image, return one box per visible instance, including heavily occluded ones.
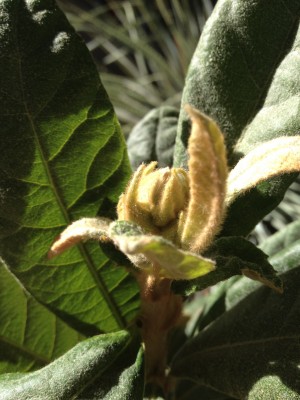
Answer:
[172,237,282,296]
[0,331,145,400]
[0,261,82,374]
[171,237,300,398]
[127,106,178,169]
[0,0,139,334]
[193,221,300,335]
[260,219,300,257]
[171,266,300,398]
[224,235,300,311]
[174,0,300,165]
[174,0,300,236]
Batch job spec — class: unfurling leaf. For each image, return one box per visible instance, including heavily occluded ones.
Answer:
[227,136,300,204]
[178,106,228,253]
[48,218,112,258]
[110,221,215,280]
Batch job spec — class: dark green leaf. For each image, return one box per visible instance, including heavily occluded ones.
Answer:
[174,0,300,236]
[171,266,300,399]
[0,331,144,400]
[221,174,298,237]
[175,380,235,400]
[79,344,144,400]
[224,236,300,311]
[192,228,300,335]
[127,106,178,169]
[174,0,300,166]
[172,237,282,295]
[0,0,139,334]
[194,277,239,333]
[0,261,82,374]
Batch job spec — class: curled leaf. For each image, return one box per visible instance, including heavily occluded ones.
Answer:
[48,218,111,258]
[179,105,228,253]
[227,136,300,204]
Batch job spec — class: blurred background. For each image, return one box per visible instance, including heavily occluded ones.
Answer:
[58,0,216,136]
[58,0,300,243]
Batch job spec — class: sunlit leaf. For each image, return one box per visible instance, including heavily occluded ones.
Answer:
[0,331,144,400]
[0,261,82,374]
[0,0,139,334]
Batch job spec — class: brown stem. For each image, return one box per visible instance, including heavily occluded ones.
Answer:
[135,269,183,388]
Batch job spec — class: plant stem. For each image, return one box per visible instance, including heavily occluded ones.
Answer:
[136,268,183,389]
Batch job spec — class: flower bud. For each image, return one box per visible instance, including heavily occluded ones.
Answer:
[117,162,189,237]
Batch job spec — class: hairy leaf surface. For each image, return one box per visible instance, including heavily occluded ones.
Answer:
[172,266,300,398]
[174,0,300,165]
[127,106,178,169]
[173,237,282,295]
[0,0,139,334]
[0,331,144,400]
[174,0,300,236]
[192,222,300,335]
[172,231,300,398]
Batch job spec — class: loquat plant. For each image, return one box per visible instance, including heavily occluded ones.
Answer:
[0,0,300,399]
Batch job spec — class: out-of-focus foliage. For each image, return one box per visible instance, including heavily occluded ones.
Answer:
[58,0,214,136]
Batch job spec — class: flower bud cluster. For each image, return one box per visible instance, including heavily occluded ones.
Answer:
[117,162,189,241]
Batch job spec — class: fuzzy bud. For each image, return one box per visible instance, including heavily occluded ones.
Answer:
[117,162,189,236]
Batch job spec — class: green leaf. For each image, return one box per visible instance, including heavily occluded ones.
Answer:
[171,265,300,399]
[0,261,82,374]
[260,220,300,257]
[78,344,144,400]
[221,175,298,237]
[0,0,139,333]
[194,277,240,334]
[127,106,178,169]
[172,233,300,398]
[226,137,300,205]
[173,237,282,295]
[0,331,145,400]
[110,221,215,280]
[175,380,235,400]
[174,0,300,236]
[174,0,300,166]
[189,230,300,336]
[248,376,300,400]
[224,235,300,311]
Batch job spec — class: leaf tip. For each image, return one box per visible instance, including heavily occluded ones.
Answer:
[242,268,284,294]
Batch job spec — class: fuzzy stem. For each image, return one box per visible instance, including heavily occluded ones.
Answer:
[136,268,183,388]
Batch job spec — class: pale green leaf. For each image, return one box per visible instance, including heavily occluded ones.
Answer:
[260,220,300,257]
[227,137,300,205]
[110,221,215,280]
